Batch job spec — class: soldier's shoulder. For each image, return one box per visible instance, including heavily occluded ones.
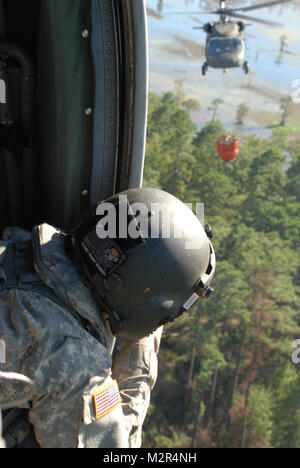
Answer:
[2,226,33,243]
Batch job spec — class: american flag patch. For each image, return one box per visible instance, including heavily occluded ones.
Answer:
[93,380,121,420]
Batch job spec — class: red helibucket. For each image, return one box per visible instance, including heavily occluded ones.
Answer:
[216,135,239,161]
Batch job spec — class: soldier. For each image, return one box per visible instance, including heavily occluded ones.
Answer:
[0,188,215,448]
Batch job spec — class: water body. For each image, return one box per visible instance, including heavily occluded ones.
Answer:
[146,0,300,135]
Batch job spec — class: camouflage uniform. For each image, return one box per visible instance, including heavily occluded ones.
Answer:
[0,224,160,448]
[0,411,5,448]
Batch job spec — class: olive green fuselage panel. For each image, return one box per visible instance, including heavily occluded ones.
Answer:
[0,0,147,234]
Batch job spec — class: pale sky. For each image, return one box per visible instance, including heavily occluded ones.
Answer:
[146,0,300,135]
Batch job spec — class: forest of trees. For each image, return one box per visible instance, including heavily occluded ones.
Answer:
[141,88,300,448]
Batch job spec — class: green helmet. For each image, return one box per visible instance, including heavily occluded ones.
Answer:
[68,188,216,341]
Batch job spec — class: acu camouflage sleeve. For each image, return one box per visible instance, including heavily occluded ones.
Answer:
[111,328,163,448]
[0,289,129,448]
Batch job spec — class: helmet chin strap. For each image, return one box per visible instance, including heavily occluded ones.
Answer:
[102,309,116,356]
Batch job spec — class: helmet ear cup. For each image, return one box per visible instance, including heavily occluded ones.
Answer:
[150,298,176,328]
[161,299,175,310]
[109,296,180,341]
[103,274,123,293]
[107,308,127,337]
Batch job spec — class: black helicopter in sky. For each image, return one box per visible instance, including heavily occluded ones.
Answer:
[166,0,293,75]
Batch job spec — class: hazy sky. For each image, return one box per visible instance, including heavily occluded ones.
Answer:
[146,0,300,135]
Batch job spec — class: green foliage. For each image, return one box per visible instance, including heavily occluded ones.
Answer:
[272,368,300,448]
[182,99,201,113]
[279,95,293,126]
[144,427,191,449]
[236,103,250,125]
[246,386,274,448]
[142,90,300,449]
[208,98,224,122]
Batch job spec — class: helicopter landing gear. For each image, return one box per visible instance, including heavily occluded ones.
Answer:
[237,21,245,32]
[202,62,208,76]
[243,61,249,74]
[203,23,213,34]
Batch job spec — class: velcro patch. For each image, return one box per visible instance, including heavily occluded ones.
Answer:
[93,380,121,420]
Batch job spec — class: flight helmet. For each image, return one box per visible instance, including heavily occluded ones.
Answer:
[68,188,216,341]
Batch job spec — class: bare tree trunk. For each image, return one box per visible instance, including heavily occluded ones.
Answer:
[191,392,203,448]
[187,346,196,390]
[182,346,196,424]
[224,329,246,433]
[215,327,245,447]
[239,339,260,449]
[280,112,286,126]
[203,369,218,427]
[239,377,251,449]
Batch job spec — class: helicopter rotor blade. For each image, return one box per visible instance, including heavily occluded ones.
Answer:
[162,11,210,15]
[230,0,292,13]
[191,16,205,25]
[225,11,283,27]
[161,0,292,21]
[204,0,219,7]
